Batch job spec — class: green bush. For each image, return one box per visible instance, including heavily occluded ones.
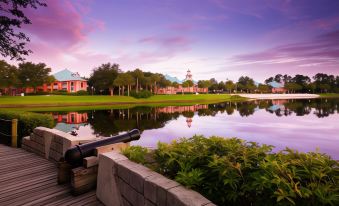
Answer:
[25,91,50,96]
[124,136,339,206]
[50,90,69,95]
[130,90,153,99]
[68,90,89,96]
[122,145,149,164]
[0,111,55,139]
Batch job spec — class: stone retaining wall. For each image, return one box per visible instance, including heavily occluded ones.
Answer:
[97,152,215,206]
[22,127,87,161]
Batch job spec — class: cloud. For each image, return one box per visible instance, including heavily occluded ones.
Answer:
[23,0,103,49]
[234,30,339,67]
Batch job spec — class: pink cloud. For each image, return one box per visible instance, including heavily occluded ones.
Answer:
[139,35,193,47]
[234,30,339,66]
[312,16,339,30]
[23,0,103,49]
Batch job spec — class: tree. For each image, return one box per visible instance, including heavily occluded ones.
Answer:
[225,80,235,93]
[237,76,256,93]
[89,63,120,96]
[159,76,172,88]
[131,68,144,93]
[209,78,218,92]
[198,80,211,90]
[258,84,271,93]
[17,62,52,92]
[113,74,124,96]
[182,80,193,94]
[0,0,46,60]
[0,60,18,93]
[172,81,179,88]
[292,74,311,92]
[124,73,135,96]
[150,74,161,94]
[285,82,302,93]
[217,81,225,91]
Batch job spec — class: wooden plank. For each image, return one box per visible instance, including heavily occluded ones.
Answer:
[71,166,98,195]
[0,144,102,205]
[83,156,99,168]
[94,142,128,155]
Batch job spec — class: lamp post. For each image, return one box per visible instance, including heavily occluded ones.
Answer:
[91,86,94,95]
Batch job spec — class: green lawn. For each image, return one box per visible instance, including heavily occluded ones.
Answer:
[0,94,245,109]
[319,93,339,98]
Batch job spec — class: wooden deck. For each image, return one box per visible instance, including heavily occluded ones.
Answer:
[0,144,103,206]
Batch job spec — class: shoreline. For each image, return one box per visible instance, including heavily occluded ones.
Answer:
[233,93,320,100]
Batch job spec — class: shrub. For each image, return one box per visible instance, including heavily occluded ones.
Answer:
[68,90,89,96]
[130,90,153,99]
[0,111,55,139]
[50,90,69,95]
[124,136,339,206]
[24,91,50,96]
[122,145,149,164]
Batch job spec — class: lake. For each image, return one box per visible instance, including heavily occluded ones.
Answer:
[51,98,339,159]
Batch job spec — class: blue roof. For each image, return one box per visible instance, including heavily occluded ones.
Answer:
[267,81,284,88]
[164,74,183,83]
[53,69,85,81]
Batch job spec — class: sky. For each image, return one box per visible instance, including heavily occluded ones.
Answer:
[3,0,339,82]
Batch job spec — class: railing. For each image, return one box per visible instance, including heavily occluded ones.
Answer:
[0,118,18,147]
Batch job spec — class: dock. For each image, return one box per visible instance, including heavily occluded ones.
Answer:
[0,144,103,206]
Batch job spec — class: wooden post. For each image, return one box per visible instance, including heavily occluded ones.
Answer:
[11,119,18,148]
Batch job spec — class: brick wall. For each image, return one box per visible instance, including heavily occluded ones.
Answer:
[97,152,215,206]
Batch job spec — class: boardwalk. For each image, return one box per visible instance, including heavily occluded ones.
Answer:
[0,144,103,206]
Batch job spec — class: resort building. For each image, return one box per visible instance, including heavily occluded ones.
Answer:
[156,70,208,94]
[3,69,88,95]
[39,69,88,93]
[267,81,287,93]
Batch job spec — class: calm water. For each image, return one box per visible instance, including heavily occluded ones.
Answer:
[51,98,339,159]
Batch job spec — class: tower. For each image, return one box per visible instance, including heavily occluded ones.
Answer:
[185,69,192,81]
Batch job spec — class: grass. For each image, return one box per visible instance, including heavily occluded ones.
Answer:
[0,94,245,110]
[319,93,339,98]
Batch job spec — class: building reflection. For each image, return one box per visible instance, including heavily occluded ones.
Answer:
[53,112,88,134]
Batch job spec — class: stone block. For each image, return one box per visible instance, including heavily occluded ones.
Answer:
[144,199,156,206]
[167,185,211,206]
[144,173,180,206]
[33,127,50,137]
[96,152,127,206]
[117,160,141,184]
[121,197,132,206]
[30,133,44,145]
[129,164,155,194]
[121,181,144,206]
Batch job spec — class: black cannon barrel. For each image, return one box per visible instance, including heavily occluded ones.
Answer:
[65,129,140,166]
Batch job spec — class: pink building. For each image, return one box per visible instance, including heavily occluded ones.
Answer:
[156,70,208,94]
[39,69,88,93]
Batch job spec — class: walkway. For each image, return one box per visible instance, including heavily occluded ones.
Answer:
[0,144,103,206]
[234,93,320,100]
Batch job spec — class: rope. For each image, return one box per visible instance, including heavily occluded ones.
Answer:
[0,130,12,137]
[0,118,13,122]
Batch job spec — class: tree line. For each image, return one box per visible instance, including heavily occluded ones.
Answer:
[88,63,201,96]
[205,74,339,94]
[0,60,54,94]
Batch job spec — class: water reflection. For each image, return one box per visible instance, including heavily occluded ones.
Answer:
[50,98,339,158]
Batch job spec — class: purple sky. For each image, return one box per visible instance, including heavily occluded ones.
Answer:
[3,0,339,81]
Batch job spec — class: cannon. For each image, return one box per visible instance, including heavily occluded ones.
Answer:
[64,129,140,167]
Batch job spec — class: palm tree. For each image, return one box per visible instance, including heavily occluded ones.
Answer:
[113,74,124,96]
[150,74,161,94]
